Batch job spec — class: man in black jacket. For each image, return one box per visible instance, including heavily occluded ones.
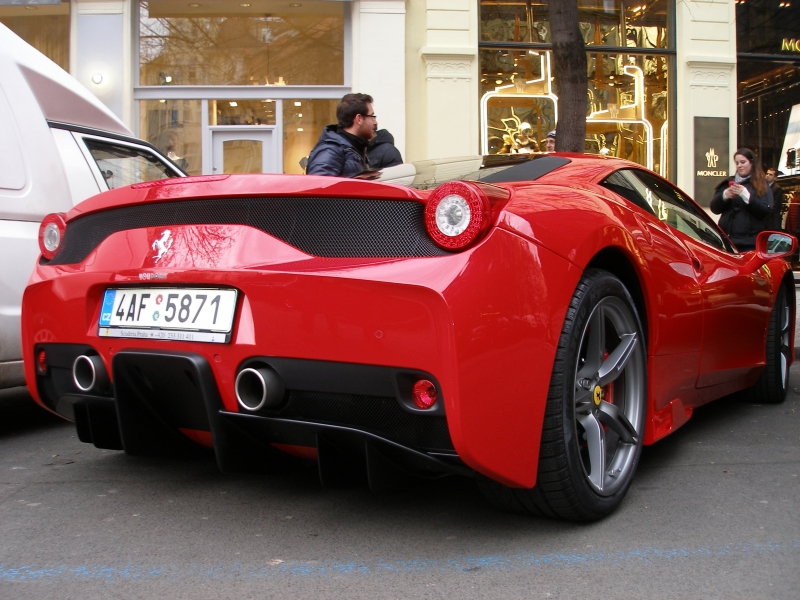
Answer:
[367,129,403,169]
[306,93,377,177]
[765,167,786,231]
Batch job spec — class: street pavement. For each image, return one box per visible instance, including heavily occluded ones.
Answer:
[2,299,800,598]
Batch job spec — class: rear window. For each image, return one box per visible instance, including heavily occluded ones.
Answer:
[372,154,571,190]
[83,139,181,190]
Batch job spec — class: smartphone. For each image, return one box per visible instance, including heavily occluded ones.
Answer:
[728,180,736,187]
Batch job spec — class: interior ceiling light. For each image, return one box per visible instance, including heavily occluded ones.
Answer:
[188,3,200,6]
[240,3,251,6]
[290,3,302,6]
[294,101,302,106]
[229,101,238,107]
[25,5,37,8]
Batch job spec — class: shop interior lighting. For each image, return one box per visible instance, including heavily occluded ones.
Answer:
[229,102,238,107]
[91,73,103,84]
[297,128,304,132]
[290,2,302,6]
[240,3,251,6]
[294,102,302,106]
[188,3,200,6]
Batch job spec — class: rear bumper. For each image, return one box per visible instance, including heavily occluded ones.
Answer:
[23,227,580,487]
[36,347,467,486]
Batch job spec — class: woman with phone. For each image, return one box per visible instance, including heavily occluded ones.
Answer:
[710,148,773,252]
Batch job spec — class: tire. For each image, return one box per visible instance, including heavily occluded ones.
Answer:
[749,284,791,404]
[477,269,648,521]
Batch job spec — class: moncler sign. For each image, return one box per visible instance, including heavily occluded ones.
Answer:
[694,117,729,207]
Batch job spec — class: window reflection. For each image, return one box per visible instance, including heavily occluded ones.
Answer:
[139,0,344,86]
[140,99,202,176]
[282,99,337,174]
[479,0,669,49]
[210,100,277,126]
[0,2,70,71]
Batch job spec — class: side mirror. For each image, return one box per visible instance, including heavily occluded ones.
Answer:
[755,231,796,259]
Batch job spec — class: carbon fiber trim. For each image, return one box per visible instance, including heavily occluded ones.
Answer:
[45,197,450,265]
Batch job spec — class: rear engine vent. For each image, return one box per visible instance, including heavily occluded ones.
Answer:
[44,197,451,265]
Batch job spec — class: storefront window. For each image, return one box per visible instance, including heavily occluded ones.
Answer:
[209,100,277,126]
[479,0,672,176]
[479,0,669,49]
[736,1,800,174]
[139,1,344,86]
[479,49,669,175]
[140,100,203,175]
[282,99,337,174]
[0,2,70,71]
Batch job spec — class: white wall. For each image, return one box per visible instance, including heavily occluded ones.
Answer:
[675,0,738,197]
[71,0,133,128]
[419,0,479,159]
[351,0,406,158]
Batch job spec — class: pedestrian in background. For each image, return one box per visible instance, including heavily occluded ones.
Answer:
[710,148,773,252]
[367,129,403,169]
[306,93,377,177]
[765,167,786,231]
[545,130,556,152]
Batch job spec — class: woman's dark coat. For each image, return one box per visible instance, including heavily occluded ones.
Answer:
[710,177,773,249]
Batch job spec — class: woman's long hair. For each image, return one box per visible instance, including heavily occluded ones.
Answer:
[734,148,767,197]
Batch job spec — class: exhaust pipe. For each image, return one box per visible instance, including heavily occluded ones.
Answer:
[235,367,285,411]
[72,355,109,392]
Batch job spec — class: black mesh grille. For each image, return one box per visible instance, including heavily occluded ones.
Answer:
[264,391,454,452]
[46,197,449,265]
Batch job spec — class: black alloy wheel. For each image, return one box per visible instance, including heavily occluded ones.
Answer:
[477,269,647,521]
[750,284,792,404]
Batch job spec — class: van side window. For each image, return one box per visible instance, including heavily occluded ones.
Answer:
[82,139,179,189]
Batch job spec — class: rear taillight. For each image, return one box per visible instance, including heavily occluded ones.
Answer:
[38,213,67,261]
[424,181,509,250]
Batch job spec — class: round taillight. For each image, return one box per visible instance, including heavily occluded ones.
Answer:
[36,349,47,374]
[424,181,489,250]
[38,213,67,261]
[412,379,438,410]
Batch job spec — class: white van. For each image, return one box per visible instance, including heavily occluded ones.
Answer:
[0,24,185,390]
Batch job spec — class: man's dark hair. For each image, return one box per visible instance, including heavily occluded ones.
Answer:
[337,93,373,128]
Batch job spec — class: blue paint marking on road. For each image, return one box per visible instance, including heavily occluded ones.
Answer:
[2,540,799,581]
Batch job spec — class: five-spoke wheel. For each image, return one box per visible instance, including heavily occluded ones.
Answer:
[477,269,647,521]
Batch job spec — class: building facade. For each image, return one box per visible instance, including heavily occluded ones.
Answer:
[2,0,798,204]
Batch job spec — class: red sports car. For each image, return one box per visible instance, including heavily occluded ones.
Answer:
[22,154,796,521]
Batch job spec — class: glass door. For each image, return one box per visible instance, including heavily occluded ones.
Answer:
[210,127,279,174]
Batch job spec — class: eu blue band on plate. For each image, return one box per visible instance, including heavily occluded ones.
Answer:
[99,289,116,326]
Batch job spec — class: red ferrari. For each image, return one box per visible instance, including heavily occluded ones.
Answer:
[22,154,796,521]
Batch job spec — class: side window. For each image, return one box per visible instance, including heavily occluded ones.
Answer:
[82,139,180,190]
[601,171,656,216]
[630,170,730,251]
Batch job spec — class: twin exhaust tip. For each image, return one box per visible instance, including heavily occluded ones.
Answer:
[72,354,285,412]
[235,367,285,412]
[72,355,109,392]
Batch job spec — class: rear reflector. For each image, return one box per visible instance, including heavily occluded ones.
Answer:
[412,379,438,410]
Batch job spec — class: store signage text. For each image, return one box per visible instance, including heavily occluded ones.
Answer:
[694,118,729,208]
[782,39,800,53]
[696,147,726,177]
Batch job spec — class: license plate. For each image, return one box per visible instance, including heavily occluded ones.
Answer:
[97,287,238,344]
